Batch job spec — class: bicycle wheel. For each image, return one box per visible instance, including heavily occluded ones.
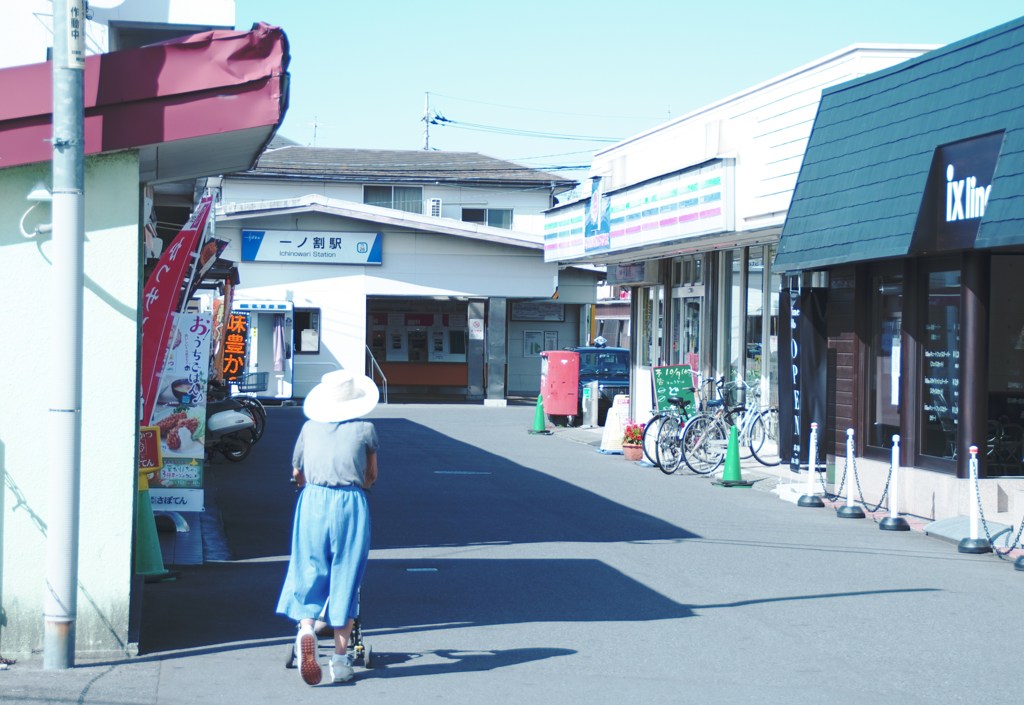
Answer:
[746,411,767,457]
[724,407,753,459]
[656,415,684,474]
[642,414,666,469]
[682,414,727,475]
[751,408,781,466]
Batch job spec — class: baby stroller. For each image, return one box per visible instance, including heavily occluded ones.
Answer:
[284,601,372,670]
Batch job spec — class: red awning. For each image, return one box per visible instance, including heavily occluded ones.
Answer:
[0,22,289,180]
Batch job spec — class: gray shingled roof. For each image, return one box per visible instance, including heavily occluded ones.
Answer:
[776,16,1024,270]
[243,146,577,187]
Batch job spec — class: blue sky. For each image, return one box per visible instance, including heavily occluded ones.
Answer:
[236,1,1024,177]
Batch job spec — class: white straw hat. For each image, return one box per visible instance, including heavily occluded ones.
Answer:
[303,369,379,423]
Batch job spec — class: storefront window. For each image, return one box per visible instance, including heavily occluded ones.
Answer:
[920,269,961,460]
[767,246,780,407]
[986,255,1024,477]
[746,247,764,386]
[728,251,743,381]
[867,269,903,449]
[636,285,664,367]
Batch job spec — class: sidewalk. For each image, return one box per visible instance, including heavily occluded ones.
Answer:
[550,420,1024,558]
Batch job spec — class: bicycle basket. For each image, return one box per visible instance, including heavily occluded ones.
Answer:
[234,372,269,393]
[720,381,746,408]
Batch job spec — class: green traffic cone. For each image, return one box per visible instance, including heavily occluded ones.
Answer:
[135,472,175,581]
[529,395,552,435]
[714,426,755,487]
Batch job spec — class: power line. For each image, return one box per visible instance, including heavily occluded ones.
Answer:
[429,114,621,143]
[428,91,660,121]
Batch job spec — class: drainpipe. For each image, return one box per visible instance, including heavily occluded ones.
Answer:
[44,0,85,670]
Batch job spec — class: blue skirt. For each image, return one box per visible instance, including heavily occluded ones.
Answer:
[276,484,370,626]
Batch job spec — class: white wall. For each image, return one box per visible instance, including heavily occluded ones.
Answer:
[1,152,141,657]
[2,0,234,69]
[221,175,553,234]
[590,46,935,234]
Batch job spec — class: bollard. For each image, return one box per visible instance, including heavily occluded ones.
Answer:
[837,428,865,518]
[798,422,825,507]
[880,435,910,531]
[958,446,992,554]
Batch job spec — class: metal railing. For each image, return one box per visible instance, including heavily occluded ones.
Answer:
[366,345,388,404]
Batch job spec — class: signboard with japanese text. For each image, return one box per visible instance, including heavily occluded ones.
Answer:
[652,365,696,412]
[149,488,204,512]
[151,313,212,476]
[241,229,383,265]
[222,312,249,381]
[138,426,163,472]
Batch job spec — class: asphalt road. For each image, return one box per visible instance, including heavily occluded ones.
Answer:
[3,402,1020,704]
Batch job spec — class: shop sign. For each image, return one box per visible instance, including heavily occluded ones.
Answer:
[222,313,249,380]
[544,161,732,263]
[139,426,163,472]
[149,488,204,512]
[241,229,383,265]
[914,131,1003,252]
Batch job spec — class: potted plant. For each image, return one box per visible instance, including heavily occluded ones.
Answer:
[622,420,645,461]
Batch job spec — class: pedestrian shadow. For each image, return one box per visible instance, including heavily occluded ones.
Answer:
[352,647,576,680]
[361,558,694,636]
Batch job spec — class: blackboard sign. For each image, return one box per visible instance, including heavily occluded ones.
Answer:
[652,365,696,412]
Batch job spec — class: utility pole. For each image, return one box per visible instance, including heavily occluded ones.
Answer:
[422,92,430,150]
[44,0,86,670]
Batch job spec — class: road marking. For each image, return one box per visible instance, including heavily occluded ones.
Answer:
[433,470,492,475]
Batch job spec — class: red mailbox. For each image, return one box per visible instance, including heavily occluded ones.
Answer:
[540,350,580,416]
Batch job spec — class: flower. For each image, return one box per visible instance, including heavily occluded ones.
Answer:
[623,420,645,445]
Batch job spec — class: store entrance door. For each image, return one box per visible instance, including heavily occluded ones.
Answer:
[671,287,703,368]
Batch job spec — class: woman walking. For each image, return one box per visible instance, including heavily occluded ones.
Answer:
[276,369,379,685]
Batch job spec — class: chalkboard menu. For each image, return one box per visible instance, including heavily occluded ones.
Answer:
[652,365,696,413]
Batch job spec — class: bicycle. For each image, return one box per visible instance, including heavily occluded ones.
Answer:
[642,395,692,474]
[681,379,780,473]
[644,370,713,473]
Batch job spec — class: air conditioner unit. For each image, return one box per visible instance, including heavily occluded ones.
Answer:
[429,198,442,217]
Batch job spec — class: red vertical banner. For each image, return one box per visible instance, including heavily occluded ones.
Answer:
[140,195,213,426]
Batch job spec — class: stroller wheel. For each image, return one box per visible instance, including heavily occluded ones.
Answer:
[284,641,296,669]
[363,642,373,668]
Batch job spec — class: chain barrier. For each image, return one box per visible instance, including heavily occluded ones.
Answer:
[817,458,846,502]
[970,466,1024,559]
[851,452,893,514]
[815,437,893,513]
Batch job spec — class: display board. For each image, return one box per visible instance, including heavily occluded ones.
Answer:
[652,364,696,412]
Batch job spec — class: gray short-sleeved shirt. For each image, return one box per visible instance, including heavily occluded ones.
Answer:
[292,419,379,488]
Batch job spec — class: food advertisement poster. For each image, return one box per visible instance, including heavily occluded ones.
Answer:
[149,312,212,492]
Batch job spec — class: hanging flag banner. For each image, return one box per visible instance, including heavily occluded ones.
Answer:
[140,195,213,426]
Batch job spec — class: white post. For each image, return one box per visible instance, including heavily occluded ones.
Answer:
[845,428,856,510]
[890,435,901,520]
[880,435,909,531]
[968,446,980,541]
[806,422,818,497]
[957,445,991,551]
[798,421,825,507]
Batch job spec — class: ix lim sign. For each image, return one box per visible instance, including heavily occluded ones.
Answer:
[913,131,1004,253]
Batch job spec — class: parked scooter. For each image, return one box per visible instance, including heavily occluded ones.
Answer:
[206,397,258,462]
